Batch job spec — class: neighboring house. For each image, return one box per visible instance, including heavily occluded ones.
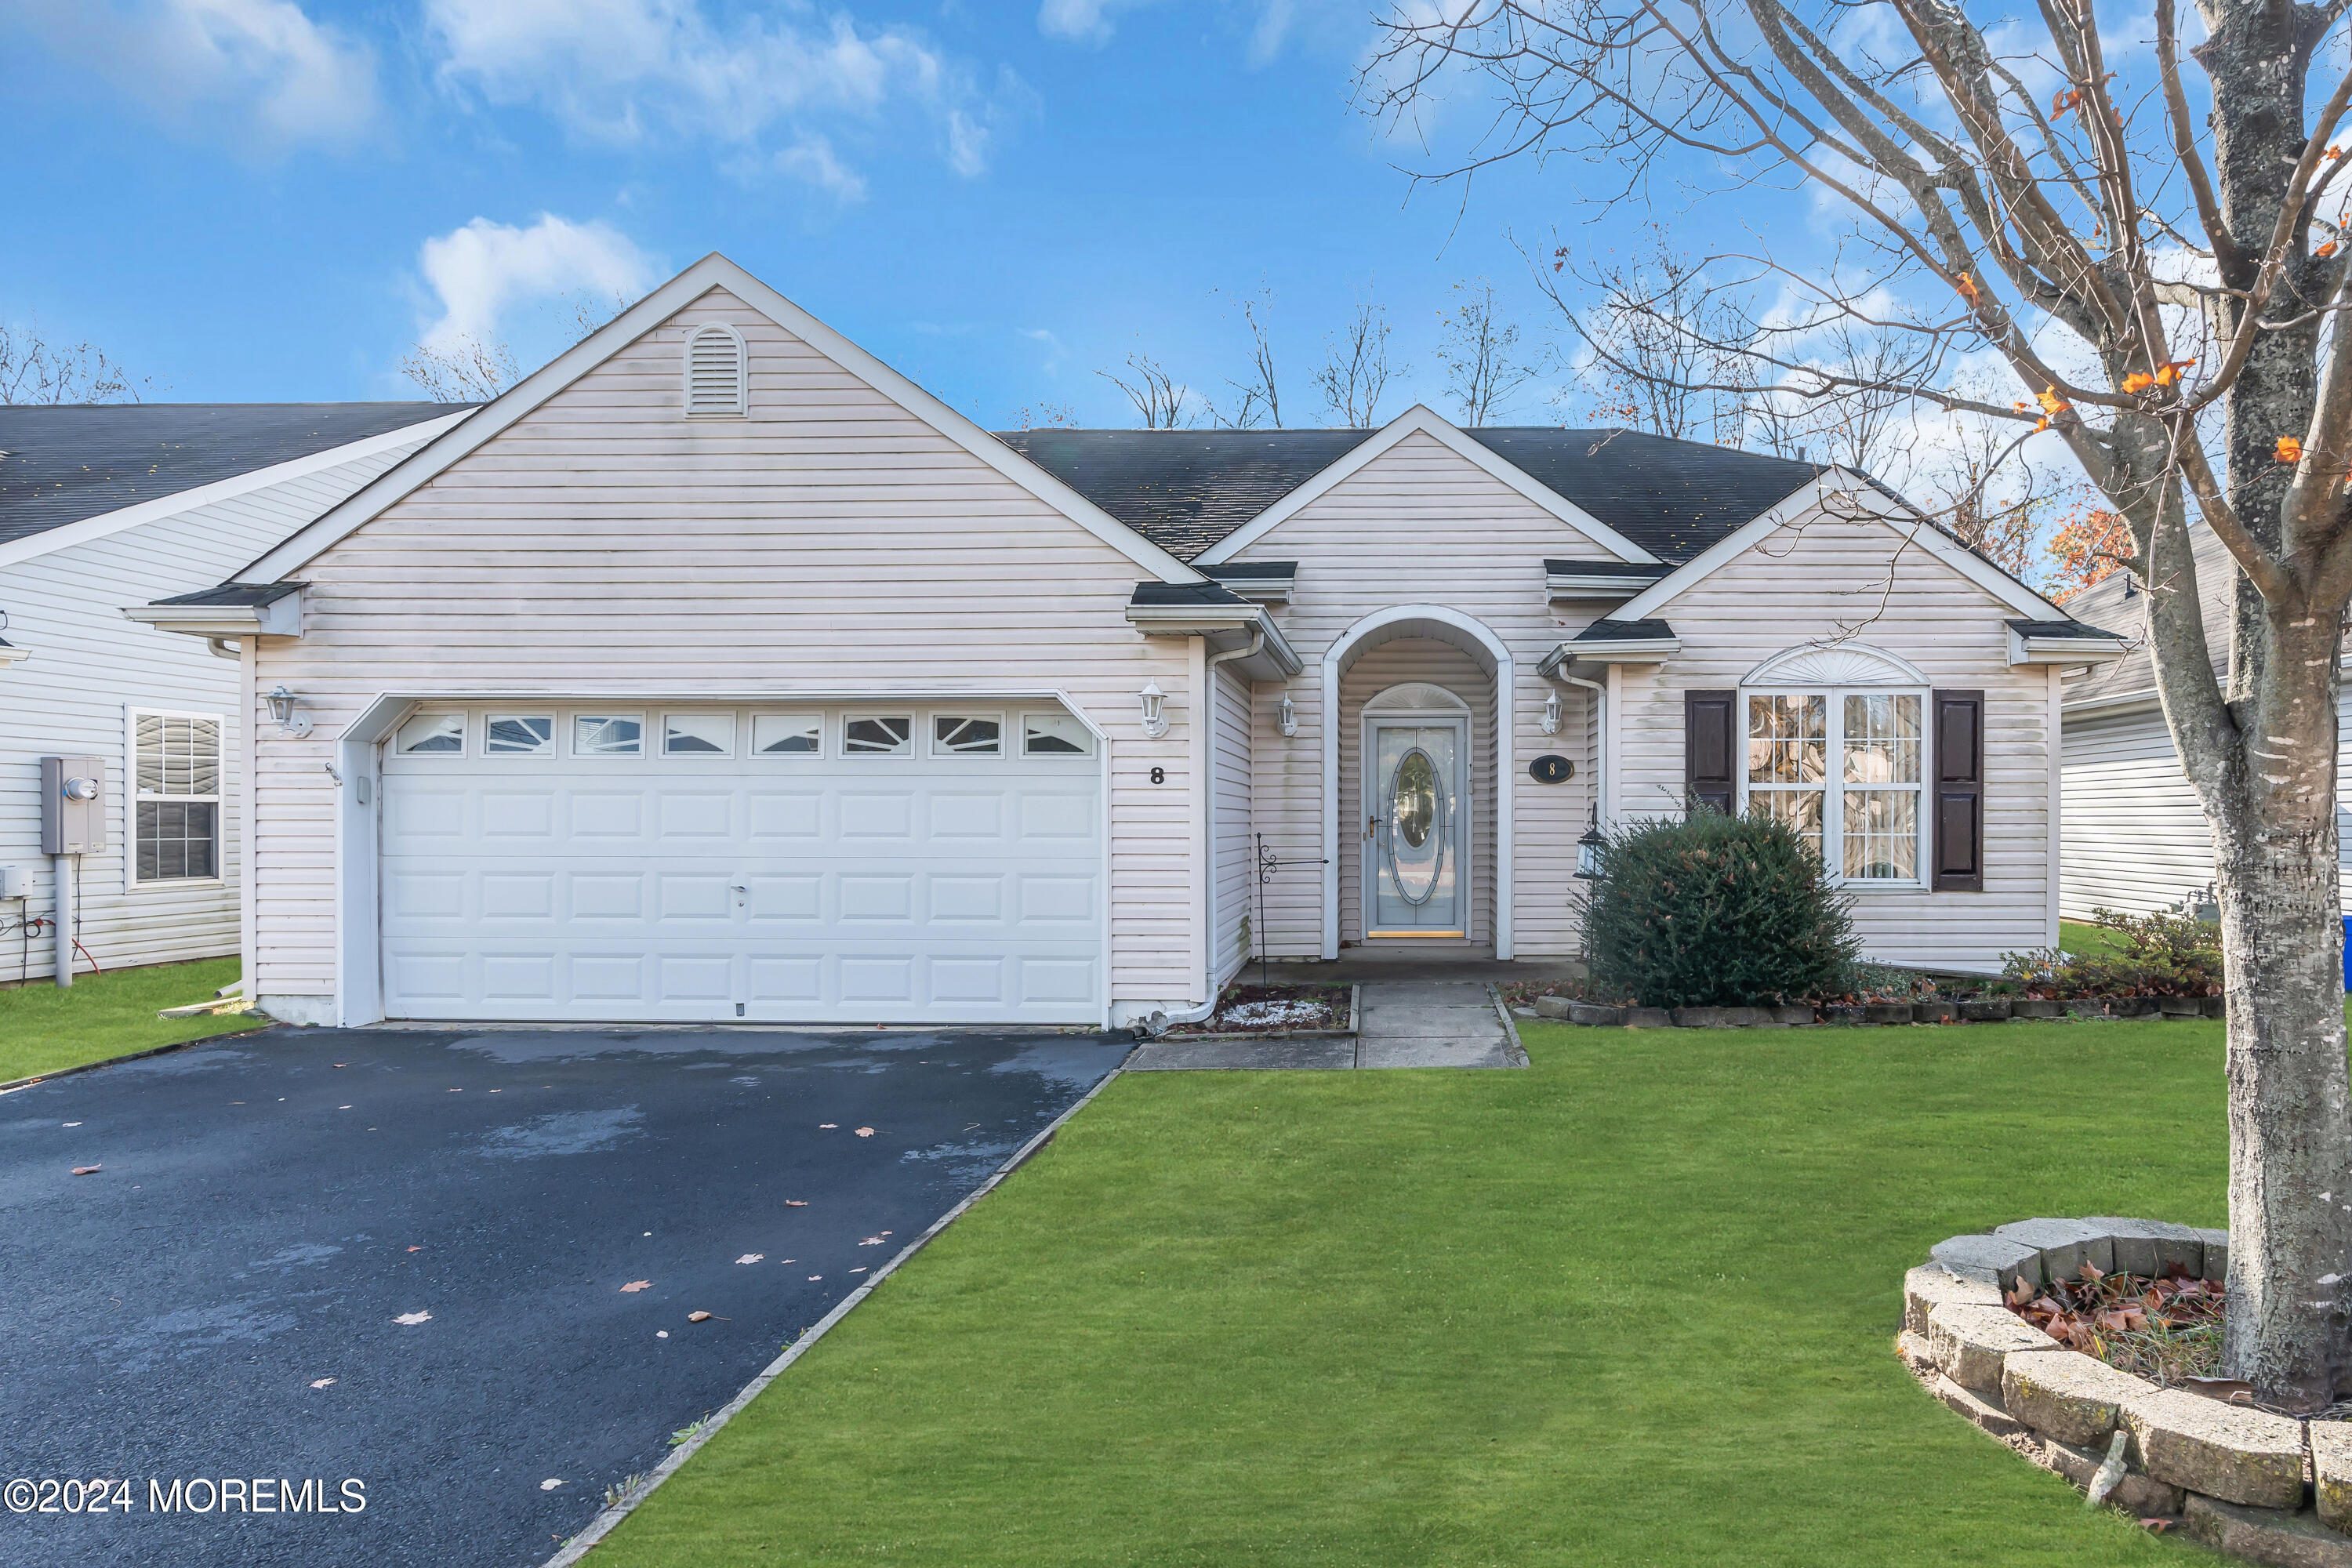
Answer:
[2056,524,2352,919]
[0,401,469,986]
[131,253,2125,1030]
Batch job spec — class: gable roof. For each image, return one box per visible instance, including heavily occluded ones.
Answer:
[245,253,1203,586]
[0,402,470,550]
[1001,418,1824,564]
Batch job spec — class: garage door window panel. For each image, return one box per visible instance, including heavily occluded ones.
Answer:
[1022,711,1094,756]
[133,712,222,884]
[932,714,1003,757]
[398,713,466,755]
[664,713,735,757]
[753,713,822,755]
[574,715,644,757]
[844,716,911,756]
[485,715,554,755]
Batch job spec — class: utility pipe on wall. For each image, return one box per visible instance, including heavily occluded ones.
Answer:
[52,854,74,988]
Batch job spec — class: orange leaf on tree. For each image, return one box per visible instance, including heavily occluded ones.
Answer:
[2278,436,2304,463]
[2122,372,2154,394]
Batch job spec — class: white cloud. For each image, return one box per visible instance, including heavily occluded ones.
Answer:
[1037,0,1139,45]
[775,136,867,201]
[425,0,1001,183]
[1039,0,1349,63]
[6,0,376,149]
[415,215,662,349]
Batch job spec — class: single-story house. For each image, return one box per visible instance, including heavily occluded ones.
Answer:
[2058,524,2352,919]
[130,253,2126,1029]
[1,401,467,985]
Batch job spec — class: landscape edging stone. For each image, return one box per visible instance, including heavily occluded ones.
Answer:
[1902,1218,2352,1561]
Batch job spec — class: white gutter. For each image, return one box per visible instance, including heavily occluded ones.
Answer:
[2007,627,2130,666]
[122,590,303,641]
[1537,636,1681,677]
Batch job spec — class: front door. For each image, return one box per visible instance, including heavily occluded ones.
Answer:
[1366,719,1466,938]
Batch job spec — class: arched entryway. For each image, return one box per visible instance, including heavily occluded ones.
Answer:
[1319,606,1515,960]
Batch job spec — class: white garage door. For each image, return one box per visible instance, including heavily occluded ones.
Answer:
[378,704,1102,1024]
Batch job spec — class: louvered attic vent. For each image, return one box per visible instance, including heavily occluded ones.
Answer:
[684,324,747,417]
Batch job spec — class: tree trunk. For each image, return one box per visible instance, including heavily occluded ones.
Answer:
[2207,607,2352,1410]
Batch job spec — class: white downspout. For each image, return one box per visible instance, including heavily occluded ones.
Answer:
[1559,671,1606,820]
[1188,624,1265,1017]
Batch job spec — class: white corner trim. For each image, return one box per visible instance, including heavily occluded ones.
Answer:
[1614,471,2066,623]
[242,255,1200,586]
[1319,604,1514,961]
[0,411,471,573]
[1193,405,1661,568]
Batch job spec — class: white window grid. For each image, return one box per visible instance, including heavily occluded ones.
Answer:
[930,712,1005,757]
[841,713,913,757]
[128,708,224,887]
[1738,687,1929,888]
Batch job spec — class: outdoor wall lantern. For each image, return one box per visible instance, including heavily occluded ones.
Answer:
[1139,681,1169,739]
[266,684,314,739]
[1541,688,1562,735]
[1276,688,1297,738]
[1575,804,1606,880]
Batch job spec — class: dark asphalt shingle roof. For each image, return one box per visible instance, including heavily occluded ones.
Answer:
[2007,619,2125,641]
[151,581,306,608]
[994,425,1826,564]
[0,402,472,549]
[1130,580,1251,608]
[1573,618,1678,641]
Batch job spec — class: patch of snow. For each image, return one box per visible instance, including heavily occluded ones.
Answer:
[1218,1000,1329,1028]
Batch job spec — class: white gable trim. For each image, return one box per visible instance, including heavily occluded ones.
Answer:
[0,410,470,572]
[1742,640,1929,688]
[1614,471,2064,622]
[1192,405,1661,567]
[243,254,1201,586]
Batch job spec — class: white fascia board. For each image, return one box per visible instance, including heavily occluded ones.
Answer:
[1192,405,1661,567]
[121,588,303,639]
[1123,604,1302,674]
[0,411,471,572]
[243,254,1201,586]
[1537,637,1681,677]
[1544,572,1653,598]
[2060,687,2161,720]
[2008,628,2130,666]
[1615,472,2066,623]
[0,640,28,669]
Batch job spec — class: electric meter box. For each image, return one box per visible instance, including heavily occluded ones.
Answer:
[41,757,106,855]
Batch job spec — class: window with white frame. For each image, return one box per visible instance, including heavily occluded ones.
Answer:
[132,712,221,883]
[1743,689,1924,883]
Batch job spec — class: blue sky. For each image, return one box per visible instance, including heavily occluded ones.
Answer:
[0,0,1646,430]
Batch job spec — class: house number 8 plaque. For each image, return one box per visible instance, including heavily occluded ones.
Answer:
[1527,754,1575,785]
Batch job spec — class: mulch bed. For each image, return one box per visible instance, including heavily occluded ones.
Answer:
[2005,1262,2227,1386]
[1162,984,1351,1036]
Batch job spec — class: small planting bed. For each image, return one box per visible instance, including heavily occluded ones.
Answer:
[1161,984,1357,1040]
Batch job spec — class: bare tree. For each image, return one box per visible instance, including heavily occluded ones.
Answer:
[1313,298,1404,426]
[1544,234,1761,443]
[566,291,630,344]
[0,322,148,404]
[1008,401,1080,430]
[1436,278,1536,424]
[1211,285,1285,429]
[398,335,517,403]
[1370,0,2352,1406]
[1098,350,1192,429]
[1924,416,2046,583]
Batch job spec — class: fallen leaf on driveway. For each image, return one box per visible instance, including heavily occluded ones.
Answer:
[338,1105,353,1110]
[735,1254,763,1265]
[850,1267,866,1274]
[394,1312,432,1326]
[858,1236,885,1246]
[333,1063,347,1068]
[784,1200,808,1207]
[62,1121,79,1127]
[619,1280,652,1293]
[407,1246,423,1253]
[540,1479,564,1491]
[809,1275,822,1280]
[655,1330,668,1338]
[448,1087,463,1093]
[687,1311,712,1323]
[71,1165,100,1175]
[854,1127,875,1138]
[818,1123,837,1129]
[310,1378,336,1388]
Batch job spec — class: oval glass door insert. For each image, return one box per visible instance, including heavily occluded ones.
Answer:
[1388,746,1444,902]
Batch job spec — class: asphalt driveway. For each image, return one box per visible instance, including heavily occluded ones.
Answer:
[0,1023,1131,1568]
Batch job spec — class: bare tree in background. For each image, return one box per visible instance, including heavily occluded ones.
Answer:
[1099,350,1192,429]
[1313,298,1404,426]
[0,322,148,404]
[1436,278,1536,424]
[1008,401,1080,430]
[1371,0,2352,1406]
[399,335,518,403]
[1926,416,2046,582]
[1544,235,1759,442]
[1211,286,1284,428]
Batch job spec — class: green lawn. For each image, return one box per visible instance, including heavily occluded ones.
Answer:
[0,956,263,1083]
[594,1016,2225,1566]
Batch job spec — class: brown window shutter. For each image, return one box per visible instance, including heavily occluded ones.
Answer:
[1685,689,1737,815]
[1931,689,1984,891]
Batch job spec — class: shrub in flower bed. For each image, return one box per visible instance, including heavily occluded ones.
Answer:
[1580,808,1857,1007]
[2002,906,2223,1000]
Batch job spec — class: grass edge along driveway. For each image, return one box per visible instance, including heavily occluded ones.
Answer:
[590,1014,2220,1566]
[0,957,260,1083]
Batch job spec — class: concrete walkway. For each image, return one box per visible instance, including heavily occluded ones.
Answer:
[1127,981,1526,1071]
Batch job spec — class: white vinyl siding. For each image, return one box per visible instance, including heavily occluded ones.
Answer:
[0,434,430,978]
[1612,506,2057,972]
[1211,663,1253,983]
[248,288,1197,1014]
[2059,691,2352,919]
[1226,431,1604,958]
